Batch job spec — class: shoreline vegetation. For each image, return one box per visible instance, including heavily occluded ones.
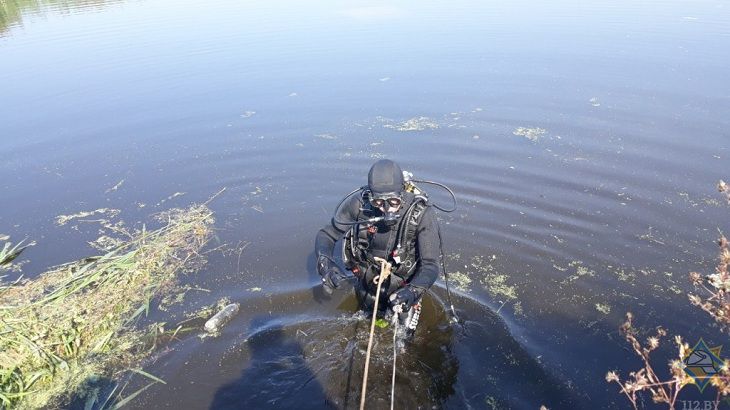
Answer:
[607,181,730,408]
[0,203,215,409]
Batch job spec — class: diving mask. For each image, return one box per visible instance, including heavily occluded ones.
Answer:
[370,196,402,209]
[370,193,402,226]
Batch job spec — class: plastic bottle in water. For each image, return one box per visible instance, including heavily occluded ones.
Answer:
[204,303,240,333]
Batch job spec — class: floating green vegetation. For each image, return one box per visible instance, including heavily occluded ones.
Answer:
[562,260,596,284]
[612,266,636,283]
[595,303,611,315]
[447,271,472,292]
[470,254,497,274]
[468,254,519,303]
[382,116,439,132]
[638,226,666,245]
[450,254,522,314]
[512,127,546,142]
[55,208,120,226]
[484,395,501,409]
[0,204,214,409]
[481,273,518,301]
[676,191,725,208]
[512,301,523,316]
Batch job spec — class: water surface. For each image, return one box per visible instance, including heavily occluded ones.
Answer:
[2,0,730,408]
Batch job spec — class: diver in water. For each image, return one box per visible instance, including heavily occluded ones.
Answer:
[314,159,443,335]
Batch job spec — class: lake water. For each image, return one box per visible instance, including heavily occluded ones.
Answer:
[2,0,730,408]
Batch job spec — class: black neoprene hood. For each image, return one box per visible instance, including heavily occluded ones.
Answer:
[367,159,404,195]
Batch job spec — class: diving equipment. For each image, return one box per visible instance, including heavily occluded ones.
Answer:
[318,159,460,321]
[389,285,422,311]
[368,159,404,195]
[318,254,347,294]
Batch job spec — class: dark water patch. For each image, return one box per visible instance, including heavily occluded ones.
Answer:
[130,288,580,409]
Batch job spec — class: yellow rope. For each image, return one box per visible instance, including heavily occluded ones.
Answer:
[359,257,392,410]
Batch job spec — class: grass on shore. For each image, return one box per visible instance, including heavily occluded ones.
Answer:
[0,204,214,409]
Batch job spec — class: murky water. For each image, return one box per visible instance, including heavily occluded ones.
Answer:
[2,0,730,408]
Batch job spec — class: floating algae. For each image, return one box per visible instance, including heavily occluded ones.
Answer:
[156,192,186,206]
[512,127,546,142]
[447,271,472,292]
[481,273,518,301]
[105,179,125,193]
[55,208,120,226]
[562,260,596,284]
[0,204,214,409]
[88,235,125,252]
[595,303,611,314]
[383,116,439,132]
[466,255,518,300]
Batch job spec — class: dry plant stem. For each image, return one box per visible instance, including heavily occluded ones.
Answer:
[689,235,730,330]
[609,184,730,408]
[609,313,686,409]
[609,311,730,409]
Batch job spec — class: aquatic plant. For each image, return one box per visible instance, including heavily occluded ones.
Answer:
[0,204,214,409]
[607,181,730,408]
[512,127,546,142]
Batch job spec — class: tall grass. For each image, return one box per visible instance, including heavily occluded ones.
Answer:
[0,204,214,409]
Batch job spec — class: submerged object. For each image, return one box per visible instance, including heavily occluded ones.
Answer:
[204,303,240,333]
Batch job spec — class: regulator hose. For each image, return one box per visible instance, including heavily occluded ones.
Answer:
[411,179,457,212]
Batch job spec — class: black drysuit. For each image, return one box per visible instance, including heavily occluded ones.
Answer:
[315,191,441,306]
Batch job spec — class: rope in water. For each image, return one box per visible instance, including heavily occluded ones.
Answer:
[390,306,401,410]
[359,258,392,410]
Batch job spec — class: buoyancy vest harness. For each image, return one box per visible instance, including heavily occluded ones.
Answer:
[342,195,428,289]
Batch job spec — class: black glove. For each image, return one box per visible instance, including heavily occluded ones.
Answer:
[317,255,347,294]
[389,285,423,312]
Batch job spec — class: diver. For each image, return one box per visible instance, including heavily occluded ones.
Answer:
[314,159,447,336]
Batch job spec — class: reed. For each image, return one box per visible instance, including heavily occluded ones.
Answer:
[0,204,214,409]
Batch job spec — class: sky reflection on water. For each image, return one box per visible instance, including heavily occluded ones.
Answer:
[2,0,730,408]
